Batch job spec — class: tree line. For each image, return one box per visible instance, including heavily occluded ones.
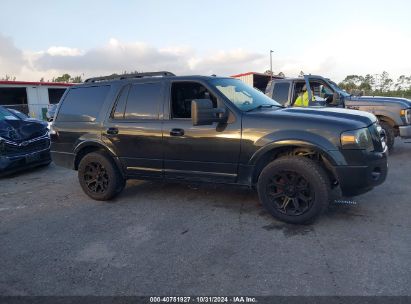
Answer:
[3,70,411,98]
[337,71,411,98]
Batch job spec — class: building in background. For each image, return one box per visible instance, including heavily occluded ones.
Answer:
[231,72,283,92]
[0,81,73,120]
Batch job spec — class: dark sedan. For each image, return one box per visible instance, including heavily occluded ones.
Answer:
[0,106,51,177]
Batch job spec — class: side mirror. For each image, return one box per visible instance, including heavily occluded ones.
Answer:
[191,99,226,126]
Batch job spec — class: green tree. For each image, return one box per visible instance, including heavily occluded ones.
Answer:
[70,75,83,83]
[52,73,83,83]
[379,71,393,92]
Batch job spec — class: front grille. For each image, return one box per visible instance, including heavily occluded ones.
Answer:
[2,137,50,156]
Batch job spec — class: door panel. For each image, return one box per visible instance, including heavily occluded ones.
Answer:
[163,119,241,182]
[102,82,165,178]
[103,120,163,177]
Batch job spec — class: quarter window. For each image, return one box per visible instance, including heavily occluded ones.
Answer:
[58,85,110,122]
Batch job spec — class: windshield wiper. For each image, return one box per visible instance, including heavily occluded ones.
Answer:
[246,104,283,112]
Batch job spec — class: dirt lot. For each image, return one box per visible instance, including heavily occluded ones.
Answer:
[1,141,410,296]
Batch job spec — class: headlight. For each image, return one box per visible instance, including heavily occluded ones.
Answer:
[400,109,411,124]
[341,128,374,151]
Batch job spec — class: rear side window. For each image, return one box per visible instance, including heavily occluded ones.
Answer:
[112,84,130,120]
[272,83,290,105]
[122,83,162,120]
[58,86,110,122]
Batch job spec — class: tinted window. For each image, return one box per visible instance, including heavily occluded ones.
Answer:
[112,85,130,119]
[124,83,162,120]
[272,83,290,105]
[58,86,110,122]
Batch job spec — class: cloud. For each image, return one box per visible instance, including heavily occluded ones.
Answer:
[26,39,268,79]
[33,39,194,77]
[46,46,84,57]
[274,24,411,81]
[1,28,411,82]
[0,33,27,77]
[190,49,266,75]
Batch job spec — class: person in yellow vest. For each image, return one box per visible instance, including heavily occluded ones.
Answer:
[294,84,315,107]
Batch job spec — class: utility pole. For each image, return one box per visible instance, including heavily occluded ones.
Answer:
[270,50,274,80]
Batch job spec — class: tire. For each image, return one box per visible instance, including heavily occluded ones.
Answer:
[116,177,127,194]
[380,121,395,151]
[257,156,330,224]
[78,152,124,200]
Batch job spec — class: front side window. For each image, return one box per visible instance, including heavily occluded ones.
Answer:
[209,78,281,112]
[272,83,290,105]
[171,82,217,119]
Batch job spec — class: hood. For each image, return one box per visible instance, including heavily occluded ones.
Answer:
[347,95,411,108]
[246,106,376,130]
[0,118,48,143]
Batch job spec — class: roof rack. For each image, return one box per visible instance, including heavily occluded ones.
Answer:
[84,71,176,83]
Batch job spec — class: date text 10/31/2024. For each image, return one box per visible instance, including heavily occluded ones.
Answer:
[149,297,257,303]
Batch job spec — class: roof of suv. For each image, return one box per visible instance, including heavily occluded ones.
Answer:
[273,75,325,82]
[81,71,232,85]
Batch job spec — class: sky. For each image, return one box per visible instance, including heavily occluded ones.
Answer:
[0,0,411,82]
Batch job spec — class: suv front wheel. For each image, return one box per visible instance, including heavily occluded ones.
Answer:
[257,157,330,224]
[78,152,124,200]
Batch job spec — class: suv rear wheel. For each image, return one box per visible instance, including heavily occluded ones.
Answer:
[257,157,330,224]
[78,152,124,200]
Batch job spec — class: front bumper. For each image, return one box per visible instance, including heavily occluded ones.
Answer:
[399,125,411,138]
[0,148,51,177]
[334,147,388,197]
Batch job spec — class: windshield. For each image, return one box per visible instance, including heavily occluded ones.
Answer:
[0,107,19,121]
[8,108,28,120]
[209,78,281,111]
[328,80,350,97]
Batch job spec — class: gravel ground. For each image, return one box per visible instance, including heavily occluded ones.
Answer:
[1,141,410,296]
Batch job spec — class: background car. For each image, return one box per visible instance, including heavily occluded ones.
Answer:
[0,106,51,176]
[7,108,49,128]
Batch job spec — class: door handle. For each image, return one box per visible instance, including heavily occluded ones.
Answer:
[170,128,184,136]
[106,127,119,135]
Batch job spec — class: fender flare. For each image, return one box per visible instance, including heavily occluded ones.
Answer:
[73,140,125,176]
[248,139,346,167]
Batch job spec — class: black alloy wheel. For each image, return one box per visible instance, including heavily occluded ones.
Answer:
[257,157,330,224]
[266,170,313,216]
[83,162,109,194]
[78,152,125,200]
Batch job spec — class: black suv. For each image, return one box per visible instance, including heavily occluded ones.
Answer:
[50,72,388,224]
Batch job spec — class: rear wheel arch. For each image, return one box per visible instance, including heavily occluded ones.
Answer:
[74,143,124,177]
